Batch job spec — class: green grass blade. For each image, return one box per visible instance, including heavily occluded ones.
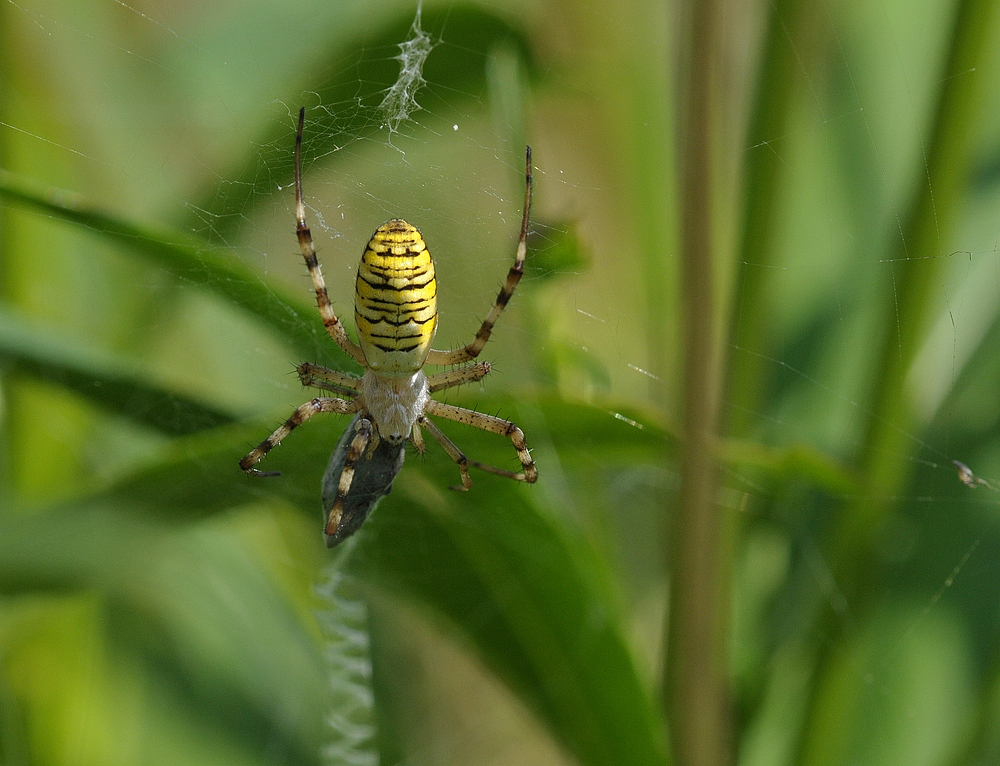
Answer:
[726,0,814,438]
[0,306,235,435]
[349,475,671,766]
[0,504,331,761]
[0,168,336,363]
[837,0,1000,591]
[797,0,1000,762]
[38,397,671,766]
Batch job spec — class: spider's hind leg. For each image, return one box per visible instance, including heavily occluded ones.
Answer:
[419,416,473,491]
[294,107,367,366]
[424,399,537,483]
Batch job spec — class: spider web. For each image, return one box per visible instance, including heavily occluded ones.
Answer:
[3,0,1000,764]
[178,4,555,422]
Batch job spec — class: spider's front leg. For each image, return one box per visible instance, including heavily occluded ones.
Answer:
[320,413,407,547]
[240,397,361,476]
[426,146,532,367]
[294,107,367,367]
[324,417,373,537]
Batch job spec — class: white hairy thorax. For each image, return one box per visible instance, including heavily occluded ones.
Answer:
[360,369,430,443]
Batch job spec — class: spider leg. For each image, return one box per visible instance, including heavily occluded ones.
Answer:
[295,107,367,367]
[297,362,362,396]
[424,399,537,483]
[467,457,537,481]
[325,417,373,537]
[240,396,361,475]
[411,420,426,454]
[426,146,532,366]
[419,416,473,491]
[426,362,491,393]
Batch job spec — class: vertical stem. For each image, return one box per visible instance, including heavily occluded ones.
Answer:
[725,0,813,439]
[0,0,11,502]
[663,0,727,764]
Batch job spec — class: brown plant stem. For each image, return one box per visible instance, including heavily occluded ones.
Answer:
[662,0,728,764]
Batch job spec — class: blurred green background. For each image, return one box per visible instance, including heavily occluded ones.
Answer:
[2,0,1000,764]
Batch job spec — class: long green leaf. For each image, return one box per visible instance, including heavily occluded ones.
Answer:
[0,505,329,764]
[797,0,1000,763]
[0,306,235,435]
[21,397,671,766]
[726,0,815,438]
[836,0,1000,597]
[351,473,671,766]
[0,168,340,365]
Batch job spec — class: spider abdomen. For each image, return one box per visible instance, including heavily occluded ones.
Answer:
[355,219,438,376]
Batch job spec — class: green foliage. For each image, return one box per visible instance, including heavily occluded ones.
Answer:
[3,0,1000,765]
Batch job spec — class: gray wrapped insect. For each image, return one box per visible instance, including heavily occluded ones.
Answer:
[321,413,406,548]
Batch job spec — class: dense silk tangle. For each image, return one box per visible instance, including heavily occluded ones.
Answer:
[355,219,439,375]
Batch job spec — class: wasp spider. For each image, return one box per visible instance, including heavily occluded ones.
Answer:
[241,108,537,544]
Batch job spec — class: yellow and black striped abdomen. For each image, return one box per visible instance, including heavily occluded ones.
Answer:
[355,219,438,376]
